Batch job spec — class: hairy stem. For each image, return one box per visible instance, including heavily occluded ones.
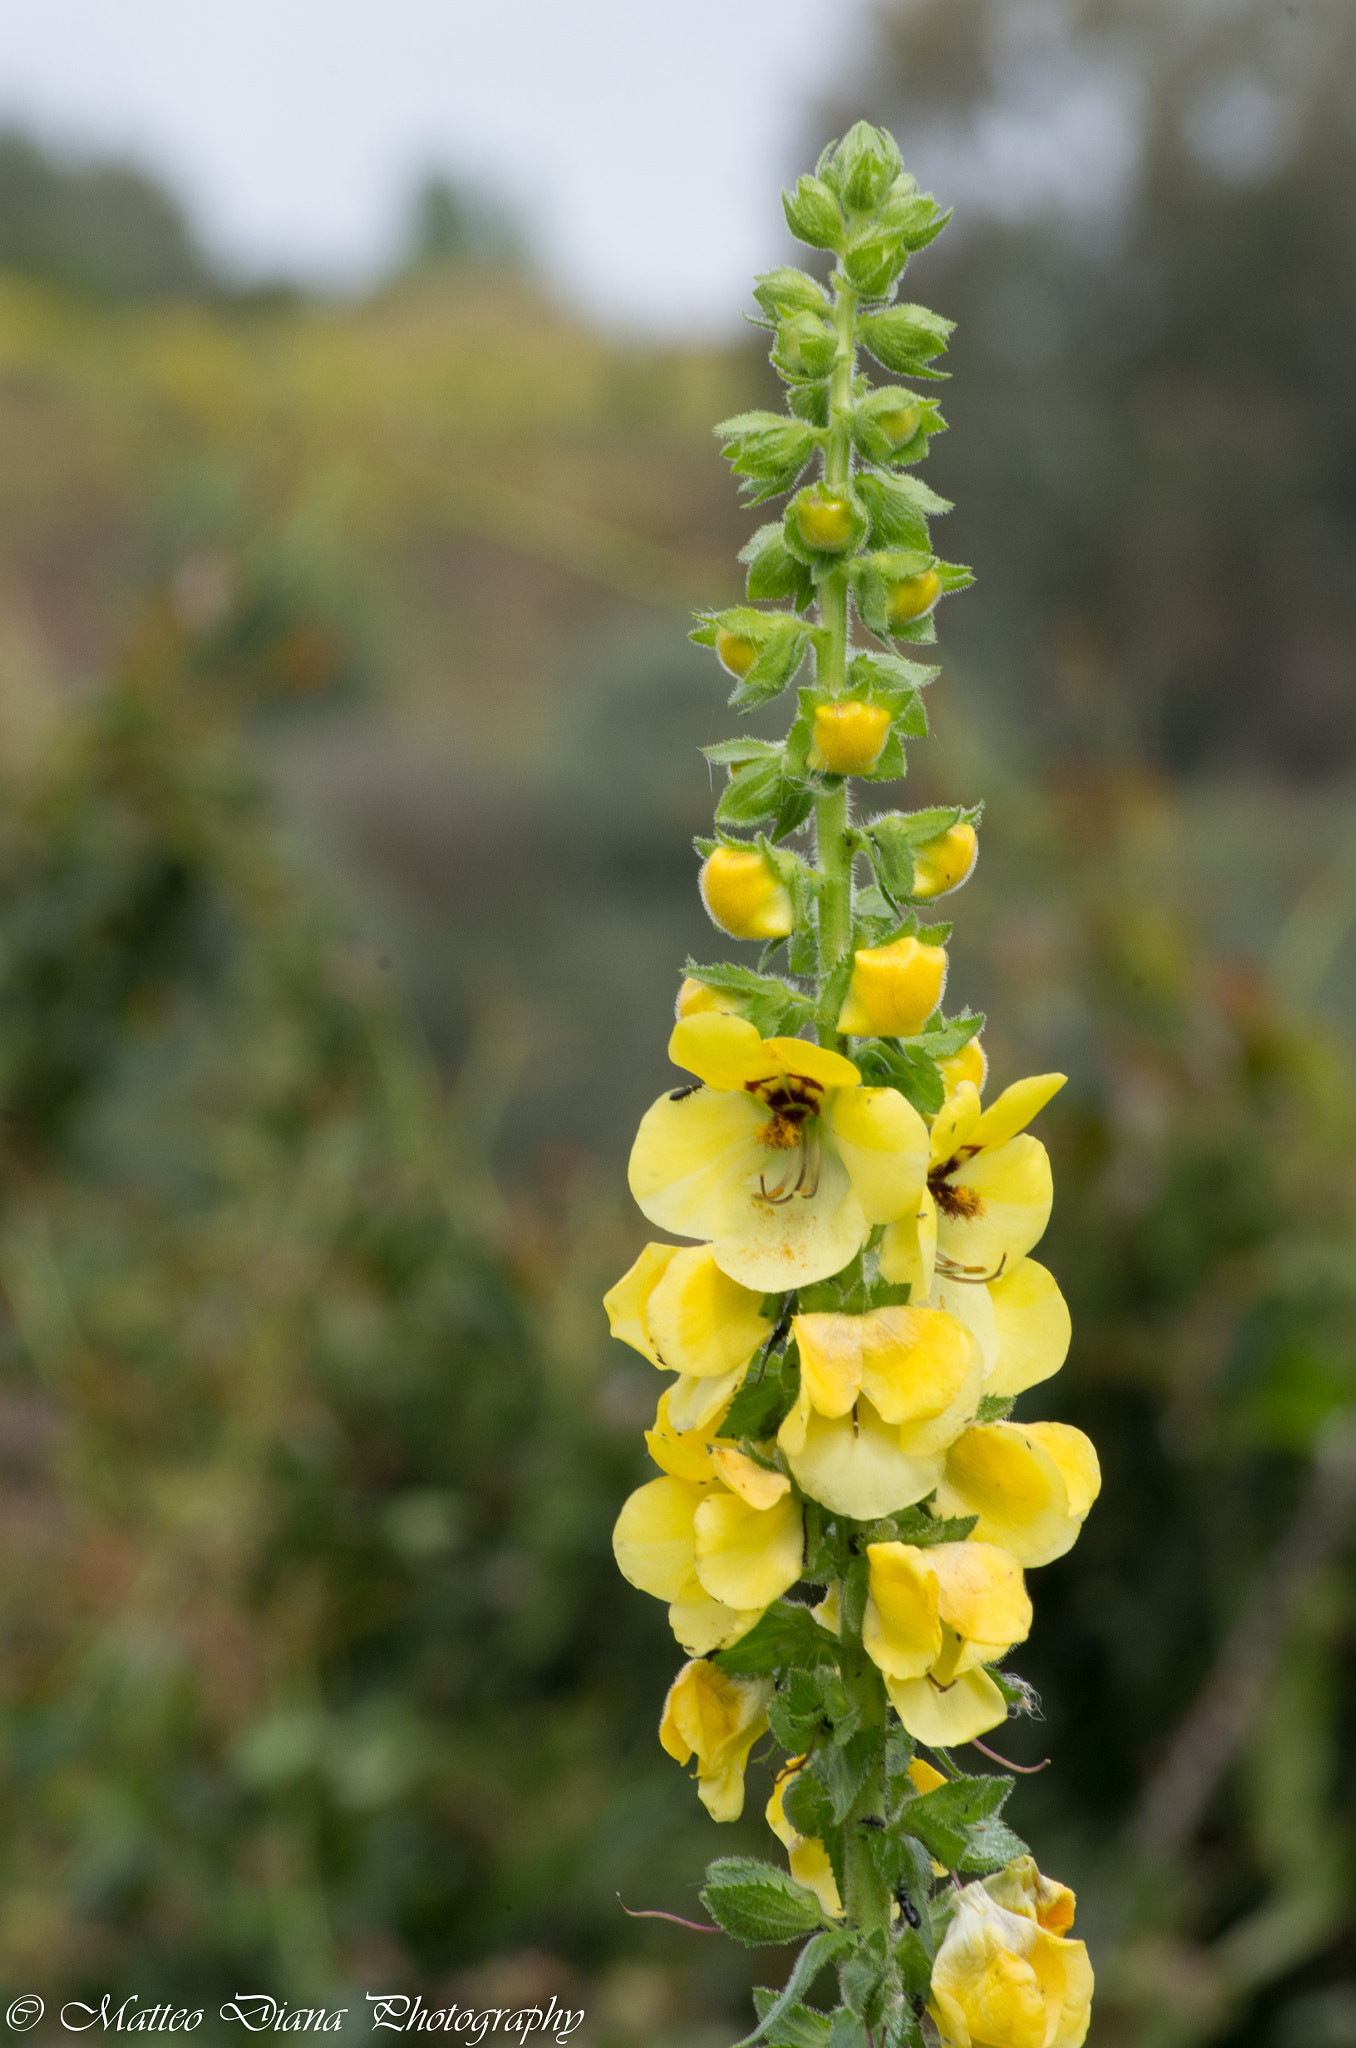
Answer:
[814,272,860,1042]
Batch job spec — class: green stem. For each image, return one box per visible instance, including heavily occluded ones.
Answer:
[840,1557,890,1935]
[814,273,860,1043]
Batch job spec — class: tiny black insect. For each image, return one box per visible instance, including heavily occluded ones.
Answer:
[896,1886,922,1929]
[669,1082,702,1100]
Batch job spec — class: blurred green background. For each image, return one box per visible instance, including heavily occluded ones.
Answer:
[0,1,1353,2041]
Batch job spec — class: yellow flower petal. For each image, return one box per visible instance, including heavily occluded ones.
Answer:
[837,936,947,1038]
[766,1762,844,1917]
[859,1305,975,1428]
[645,1244,773,1378]
[646,1389,724,1483]
[694,1487,804,1609]
[906,1757,947,1795]
[986,1258,1071,1398]
[613,1475,706,1600]
[934,1423,1080,1568]
[831,1086,930,1224]
[675,975,743,1020]
[1024,1421,1101,1522]
[938,1037,988,1096]
[668,1011,768,1089]
[629,1084,767,1241]
[863,1542,943,1680]
[783,1395,945,1519]
[929,1541,1033,1653]
[709,1445,792,1508]
[792,1312,866,1418]
[930,1081,982,1169]
[604,1242,680,1365]
[887,1666,1010,1749]
[667,1584,764,1656]
[895,1333,984,1459]
[931,1882,1093,2048]
[719,1140,864,1292]
[969,1072,1065,1155]
[985,1856,1078,1937]
[878,1186,937,1296]
[812,1582,841,1634]
[667,1365,745,1433]
[911,822,978,901]
[929,1274,998,1381]
[933,1135,1054,1276]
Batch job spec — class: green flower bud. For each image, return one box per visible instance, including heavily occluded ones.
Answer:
[752,266,829,324]
[827,122,903,214]
[773,313,837,383]
[886,569,941,624]
[842,224,907,298]
[782,175,842,252]
[851,387,928,466]
[715,627,758,679]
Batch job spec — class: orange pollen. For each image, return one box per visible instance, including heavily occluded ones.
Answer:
[931,1173,984,1222]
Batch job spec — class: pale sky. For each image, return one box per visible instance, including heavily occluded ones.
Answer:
[0,0,879,334]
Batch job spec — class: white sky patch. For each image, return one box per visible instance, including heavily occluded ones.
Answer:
[0,0,876,335]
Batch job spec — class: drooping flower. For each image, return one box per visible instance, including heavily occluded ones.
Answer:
[984,1856,1077,1937]
[628,1012,929,1291]
[930,1876,1093,2048]
[776,1305,982,1518]
[613,1447,804,1655]
[932,1421,1101,1567]
[766,1759,843,1917]
[659,1660,774,1822]
[699,846,795,940]
[862,1540,1031,1745]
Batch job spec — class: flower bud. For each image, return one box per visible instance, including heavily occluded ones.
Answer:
[876,402,921,451]
[886,569,941,625]
[714,626,758,679]
[837,934,947,1037]
[938,1036,987,1095]
[675,976,742,1020]
[809,701,892,774]
[832,122,904,214]
[774,313,837,381]
[782,175,842,252]
[791,488,859,555]
[910,820,977,899]
[699,847,794,940]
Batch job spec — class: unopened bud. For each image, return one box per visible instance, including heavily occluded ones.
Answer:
[792,488,860,555]
[809,701,891,774]
[910,821,977,899]
[715,626,758,679]
[938,1037,987,1095]
[782,175,843,252]
[775,313,837,382]
[699,847,794,941]
[886,569,941,625]
[876,402,921,451]
[837,934,947,1037]
[676,976,742,1020]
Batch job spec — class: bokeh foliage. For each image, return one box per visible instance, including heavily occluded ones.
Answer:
[0,33,1352,2040]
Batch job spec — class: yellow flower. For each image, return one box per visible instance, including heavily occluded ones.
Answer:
[886,569,940,624]
[930,1878,1093,2048]
[766,1759,843,1917]
[628,1011,929,1291]
[933,1422,1101,1567]
[911,822,978,901]
[809,701,892,774]
[604,1241,772,1379]
[776,1305,982,1518]
[660,1660,774,1822]
[862,1540,1031,1745]
[837,935,948,1038]
[699,847,795,940]
[880,1074,1065,1293]
[612,1459,804,1655]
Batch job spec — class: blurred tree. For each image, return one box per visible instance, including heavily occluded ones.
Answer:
[0,128,216,299]
[816,0,1356,777]
[396,172,529,278]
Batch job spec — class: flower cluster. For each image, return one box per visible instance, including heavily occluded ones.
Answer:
[606,124,1095,2048]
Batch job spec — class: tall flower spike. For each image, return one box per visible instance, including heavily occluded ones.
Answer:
[605,120,1095,2045]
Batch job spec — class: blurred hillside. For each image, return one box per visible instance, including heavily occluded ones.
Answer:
[0,64,1352,2048]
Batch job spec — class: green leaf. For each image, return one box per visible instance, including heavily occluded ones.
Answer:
[717,760,786,828]
[854,1043,945,1118]
[741,524,817,610]
[715,1602,841,1678]
[751,1990,832,2048]
[718,417,819,506]
[935,559,976,592]
[781,1769,834,1843]
[734,1931,855,2048]
[703,739,783,767]
[701,1858,827,1946]
[842,225,907,298]
[774,314,838,384]
[856,474,951,554]
[903,1775,1015,1872]
[821,1728,885,1823]
[847,650,941,699]
[864,1505,977,1548]
[716,1346,801,1442]
[769,1665,854,1753]
[681,959,814,1040]
[976,1393,1015,1423]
